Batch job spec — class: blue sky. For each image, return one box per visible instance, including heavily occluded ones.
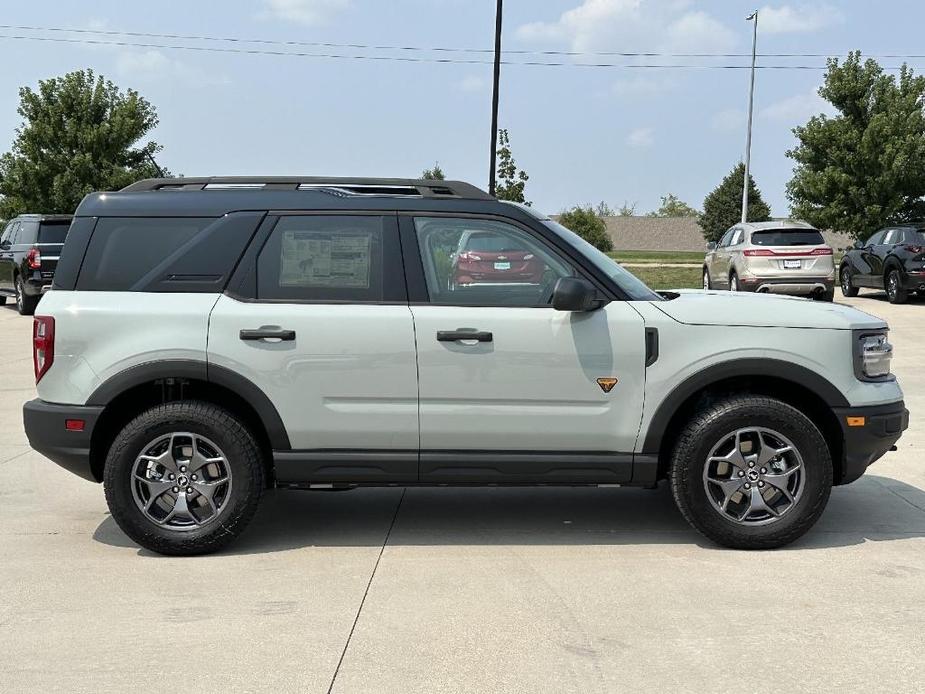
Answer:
[1,1,923,216]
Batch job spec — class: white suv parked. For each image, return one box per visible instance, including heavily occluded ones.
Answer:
[23,178,908,555]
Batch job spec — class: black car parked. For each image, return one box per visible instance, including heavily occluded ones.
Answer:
[839,224,925,304]
[0,214,72,315]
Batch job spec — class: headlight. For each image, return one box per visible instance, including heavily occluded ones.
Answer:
[854,331,893,380]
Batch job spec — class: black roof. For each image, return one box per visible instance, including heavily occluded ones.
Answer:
[74,177,524,219]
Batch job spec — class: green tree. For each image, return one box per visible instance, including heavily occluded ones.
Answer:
[0,69,163,218]
[698,163,771,243]
[594,201,615,216]
[494,129,529,203]
[421,162,445,180]
[647,193,699,218]
[617,201,637,216]
[558,205,613,252]
[787,52,925,239]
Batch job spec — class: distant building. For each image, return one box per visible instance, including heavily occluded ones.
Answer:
[553,215,854,252]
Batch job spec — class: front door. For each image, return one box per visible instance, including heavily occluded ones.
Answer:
[208,213,419,482]
[404,214,647,483]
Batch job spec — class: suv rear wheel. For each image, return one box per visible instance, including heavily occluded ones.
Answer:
[669,395,832,549]
[103,401,265,555]
[15,276,39,316]
[886,269,908,304]
[840,266,859,297]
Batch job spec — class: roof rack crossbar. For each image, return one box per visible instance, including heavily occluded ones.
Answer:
[121,177,493,200]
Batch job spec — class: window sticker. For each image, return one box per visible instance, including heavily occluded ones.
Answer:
[279,231,371,288]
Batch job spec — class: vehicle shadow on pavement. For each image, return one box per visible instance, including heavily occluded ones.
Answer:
[92,474,925,555]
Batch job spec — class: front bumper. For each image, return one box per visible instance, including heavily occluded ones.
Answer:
[833,400,909,484]
[23,399,103,482]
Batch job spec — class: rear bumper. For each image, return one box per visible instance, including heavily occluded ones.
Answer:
[739,276,835,295]
[23,270,54,296]
[22,399,103,482]
[833,400,909,485]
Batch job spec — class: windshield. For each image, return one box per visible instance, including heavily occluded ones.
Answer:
[751,229,824,246]
[465,232,526,253]
[542,220,663,301]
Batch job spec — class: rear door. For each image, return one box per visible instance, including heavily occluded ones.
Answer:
[854,231,884,286]
[710,228,735,287]
[208,212,419,483]
[870,229,897,287]
[404,213,647,483]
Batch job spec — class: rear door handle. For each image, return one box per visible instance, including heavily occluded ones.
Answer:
[240,328,296,341]
[437,329,493,342]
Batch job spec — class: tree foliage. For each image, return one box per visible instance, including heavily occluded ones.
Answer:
[558,205,613,252]
[421,162,445,180]
[787,52,925,239]
[0,69,164,218]
[617,201,637,216]
[594,201,615,216]
[698,163,771,243]
[494,129,529,203]
[647,193,699,218]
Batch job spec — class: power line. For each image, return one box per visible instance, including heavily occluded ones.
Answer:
[2,23,924,61]
[1,33,909,70]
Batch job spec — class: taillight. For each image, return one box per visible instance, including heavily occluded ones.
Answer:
[33,316,54,383]
[809,247,833,255]
[743,249,775,257]
[460,252,482,261]
[27,247,41,269]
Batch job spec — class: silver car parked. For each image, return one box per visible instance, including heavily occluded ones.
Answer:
[703,221,836,301]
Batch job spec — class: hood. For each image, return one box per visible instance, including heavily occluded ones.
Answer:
[652,290,887,331]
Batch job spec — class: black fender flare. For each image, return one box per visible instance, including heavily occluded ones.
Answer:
[86,359,291,449]
[640,358,849,453]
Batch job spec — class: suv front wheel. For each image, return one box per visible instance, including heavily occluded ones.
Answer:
[670,395,832,549]
[103,401,265,555]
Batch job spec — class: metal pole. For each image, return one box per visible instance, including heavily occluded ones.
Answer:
[488,0,503,197]
[741,10,758,223]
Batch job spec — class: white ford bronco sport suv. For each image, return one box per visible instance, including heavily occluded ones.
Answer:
[23,177,908,555]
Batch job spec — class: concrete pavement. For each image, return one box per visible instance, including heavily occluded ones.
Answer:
[1,291,923,693]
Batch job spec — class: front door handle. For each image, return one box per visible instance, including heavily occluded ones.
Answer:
[240,328,296,341]
[437,329,493,343]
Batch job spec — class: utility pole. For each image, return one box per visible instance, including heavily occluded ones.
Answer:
[741,10,758,223]
[488,0,503,197]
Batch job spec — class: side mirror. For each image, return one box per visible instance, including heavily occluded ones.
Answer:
[706,241,717,251]
[552,277,600,312]
[853,240,864,250]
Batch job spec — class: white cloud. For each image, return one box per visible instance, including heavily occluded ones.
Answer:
[114,49,231,87]
[612,75,674,98]
[712,108,745,132]
[515,0,737,54]
[260,0,350,25]
[458,75,486,93]
[760,89,833,122]
[626,126,654,148]
[758,4,845,33]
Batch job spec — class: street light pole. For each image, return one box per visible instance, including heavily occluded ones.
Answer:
[741,10,758,223]
[488,0,503,197]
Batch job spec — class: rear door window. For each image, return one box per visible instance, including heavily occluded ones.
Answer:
[750,229,825,246]
[256,215,403,302]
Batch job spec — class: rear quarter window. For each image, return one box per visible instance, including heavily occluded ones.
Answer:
[37,221,70,244]
[76,217,214,291]
[751,229,825,246]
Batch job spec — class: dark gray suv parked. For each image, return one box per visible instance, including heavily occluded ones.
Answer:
[0,214,72,315]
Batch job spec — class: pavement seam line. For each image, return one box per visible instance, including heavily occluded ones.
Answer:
[0,449,32,467]
[326,488,406,694]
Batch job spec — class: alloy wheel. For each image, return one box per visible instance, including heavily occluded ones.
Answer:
[131,432,233,531]
[888,271,899,300]
[15,279,22,312]
[702,427,804,526]
[730,275,738,292]
[703,270,710,290]
[841,269,851,293]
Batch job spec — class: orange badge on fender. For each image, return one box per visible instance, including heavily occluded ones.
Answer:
[596,378,618,393]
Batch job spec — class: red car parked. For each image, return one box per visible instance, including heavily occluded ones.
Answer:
[451,230,545,288]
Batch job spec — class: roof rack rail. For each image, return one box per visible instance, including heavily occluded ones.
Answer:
[121,177,494,200]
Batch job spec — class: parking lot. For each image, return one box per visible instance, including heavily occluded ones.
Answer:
[1,293,923,693]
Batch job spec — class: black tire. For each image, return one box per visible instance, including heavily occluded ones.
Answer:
[840,266,859,297]
[0,295,6,305]
[729,272,739,292]
[103,401,265,556]
[814,288,835,302]
[15,276,39,316]
[886,268,908,304]
[669,395,833,550]
[702,267,712,290]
